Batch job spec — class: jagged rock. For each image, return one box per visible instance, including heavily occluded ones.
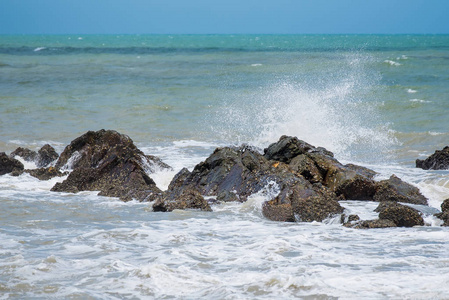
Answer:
[263,180,344,222]
[376,201,424,227]
[25,167,67,181]
[441,198,449,213]
[51,130,164,202]
[373,175,428,205]
[264,136,318,163]
[434,199,449,226]
[416,146,449,170]
[153,188,212,212]
[37,144,59,168]
[265,136,377,201]
[347,219,397,229]
[0,152,24,175]
[341,214,361,225]
[10,147,37,162]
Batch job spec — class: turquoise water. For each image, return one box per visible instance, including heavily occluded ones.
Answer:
[1,35,449,298]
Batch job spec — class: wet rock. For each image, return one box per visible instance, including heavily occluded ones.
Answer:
[25,167,67,181]
[169,146,275,201]
[264,135,332,163]
[373,175,428,205]
[153,187,212,212]
[434,199,449,226]
[0,152,24,175]
[51,130,164,202]
[441,198,449,213]
[37,144,59,168]
[265,136,377,201]
[416,146,449,170]
[10,147,37,162]
[376,201,424,227]
[341,214,361,225]
[263,180,344,222]
[347,219,397,229]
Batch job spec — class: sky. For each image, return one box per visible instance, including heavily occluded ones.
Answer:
[0,0,448,34]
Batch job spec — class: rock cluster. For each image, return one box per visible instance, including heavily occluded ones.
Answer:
[416,146,449,170]
[1,131,436,228]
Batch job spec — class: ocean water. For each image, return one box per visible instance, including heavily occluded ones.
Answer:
[1,34,449,298]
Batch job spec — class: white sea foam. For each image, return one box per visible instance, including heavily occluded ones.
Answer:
[33,47,46,52]
[410,99,431,103]
[384,60,401,66]
[251,63,263,67]
[407,88,417,93]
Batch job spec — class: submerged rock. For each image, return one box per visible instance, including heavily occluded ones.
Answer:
[434,198,449,226]
[11,144,59,168]
[416,146,449,170]
[0,152,24,175]
[26,167,67,181]
[348,219,397,229]
[51,130,166,202]
[10,147,38,162]
[373,175,428,205]
[153,188,212,212]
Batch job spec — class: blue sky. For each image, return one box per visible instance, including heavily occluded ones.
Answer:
[1,0,448,34]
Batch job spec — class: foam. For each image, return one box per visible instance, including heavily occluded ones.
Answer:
[384,60,401,66]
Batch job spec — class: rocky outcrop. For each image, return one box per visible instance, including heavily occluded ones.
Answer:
[37,144,59,168]
[10,144,59,167]
[0,153,24,175]
[51,130,166,202]
[10,147,37,162]
[375,201,424,227]
[435,199,449,226]
[373,175,428,205]
[348,219,397,229]
[153,188,212,212]
[416,146,449,170]
[265,136,377,201]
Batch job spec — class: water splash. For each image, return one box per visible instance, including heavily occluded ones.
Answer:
[212,52,398,164]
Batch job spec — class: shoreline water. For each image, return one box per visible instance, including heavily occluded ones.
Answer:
[1,34,449,298]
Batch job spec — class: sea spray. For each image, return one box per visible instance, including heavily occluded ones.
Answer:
[211,52,397,164]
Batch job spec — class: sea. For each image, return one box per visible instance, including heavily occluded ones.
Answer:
[1,34,449,299]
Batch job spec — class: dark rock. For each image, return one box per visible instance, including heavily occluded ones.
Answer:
[262,200,295,222]
[434,199,449,226]
[51,130,163,202]
[0,152,24,175]
[347,219,397,229]
[10,147,37,162]
[153,188,212,212]
[217,190,240,202]
[341,214,361,225]
[264,135,324,163]
[441,198,449,213]
[373,175,428,205]
[37,144,59,168]
[25,167,67,181]
[376,201,424,227]
[289,154,323,183]
[263,180,344,222]
[416,146,449,170]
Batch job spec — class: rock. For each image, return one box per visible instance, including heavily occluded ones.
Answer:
[376,201,424,227]
[347,219,397,229]
[37,144,59,168]
[170,146,274,201]
[153,188,212,212]
[264,135,332,163]
[51,130,164,202]
[10,147,37,162]
[441,198,449,213]
[373,175,428,205]
[263,180,344,222]
[434,199,449,226]
[0,152,24,175]
[341,214,360,225]
[416,146,449,170]
[265,136,377,201]
[25,167,67,181]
